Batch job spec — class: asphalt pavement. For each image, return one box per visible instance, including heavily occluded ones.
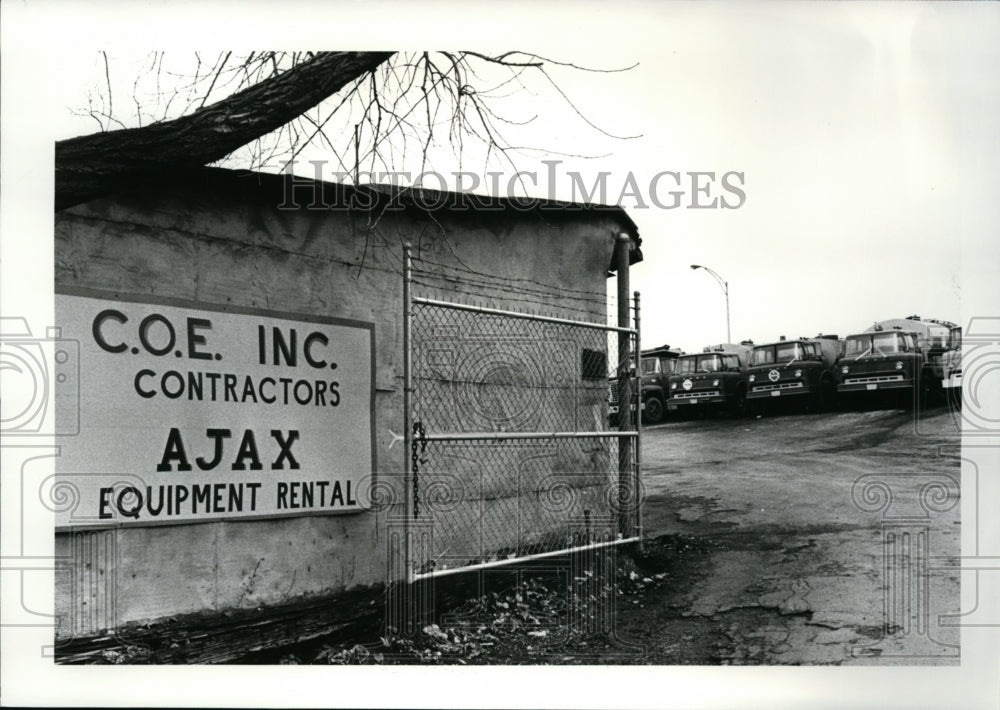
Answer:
[630,404,961,664]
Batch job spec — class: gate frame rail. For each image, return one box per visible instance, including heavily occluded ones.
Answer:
[402,243,642,583]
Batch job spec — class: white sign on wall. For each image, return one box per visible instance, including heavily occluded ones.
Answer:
[54,290,375,529]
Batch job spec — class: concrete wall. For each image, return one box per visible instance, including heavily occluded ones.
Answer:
[53,172,632,639]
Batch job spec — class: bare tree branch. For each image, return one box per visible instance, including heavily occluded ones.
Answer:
[56,51,394,209]
[58,50,639,208]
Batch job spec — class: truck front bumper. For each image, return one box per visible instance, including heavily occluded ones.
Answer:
[667,391,725,410]
[746,382,808,400]
[838,375,912,394]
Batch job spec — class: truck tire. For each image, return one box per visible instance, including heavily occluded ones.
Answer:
[817,375,836,412]
[916,368,932,410]
[730,385,747,417]
[644,395,666,425]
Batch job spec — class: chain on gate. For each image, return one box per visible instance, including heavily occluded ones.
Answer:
[410,420,426,518]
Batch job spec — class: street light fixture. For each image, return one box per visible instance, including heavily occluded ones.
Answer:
[690,264,730,344]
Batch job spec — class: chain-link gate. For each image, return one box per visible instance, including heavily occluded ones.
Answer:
[402,245,642,581]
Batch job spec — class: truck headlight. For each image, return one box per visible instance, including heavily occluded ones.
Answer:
[670,383,677,390]
[712,379,719,387]
[794,369,802,378]
[895,361,904,370]
[748,374,755,382]
[841,365,849,374]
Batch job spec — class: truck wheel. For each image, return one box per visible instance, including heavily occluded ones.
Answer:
[731,387,747,417]
[917,366,944,408]
[644,395,666,425]
[815,376,836,413]
[916,371,930,410]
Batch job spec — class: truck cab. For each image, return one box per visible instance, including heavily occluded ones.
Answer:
[666,343,751,417]
[609,345,681,425]
[746,335,840,413]
[940,325,962,409]
[838,316,954,406]
[838,330,921,403]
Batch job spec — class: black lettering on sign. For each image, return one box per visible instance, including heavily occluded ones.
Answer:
[247,482,261,510]
[117,486,142,518]
[93,309,128,353]
[258,325,333,369]
[157,428,193,472]
[147,486,166,516]
[192,484,211,513]
[232,430,263,471]
[186,317,213,360]
[92,309,217,360]
[270,430,300,470]
[99,487,114,518]
[156,428,302,474]
[139,313,176,356]
[274,328,296,367]
[196,429,232,471]
[330,481,345,506]
[174,485,189,513]
[134,369,156,398]
[303,332,328,368]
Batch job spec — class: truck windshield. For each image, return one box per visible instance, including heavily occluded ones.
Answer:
[775,343,803,364]
[873,332,910,354]
[640,359,661,375]
[750,345,802,366]
[676,354,723,374]
[845,335,871,357]
[697,354,722,372]
[675,357,697,375]
[751,347,774,366]
[847,332,912,357]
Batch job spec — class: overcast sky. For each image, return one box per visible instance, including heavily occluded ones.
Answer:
[19,4,996,356]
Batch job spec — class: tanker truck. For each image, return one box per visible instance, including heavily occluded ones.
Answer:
[665,343,753,417]
[745,335,841,415]
[837,315,955,407]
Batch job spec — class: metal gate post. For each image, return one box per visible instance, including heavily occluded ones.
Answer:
[402,243,413,582]
[615,233,632,539]
[633,290,643,552]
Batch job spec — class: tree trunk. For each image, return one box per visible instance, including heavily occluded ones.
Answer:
[55,51,395,210]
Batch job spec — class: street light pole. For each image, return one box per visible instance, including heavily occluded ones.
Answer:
[690,264,730,344]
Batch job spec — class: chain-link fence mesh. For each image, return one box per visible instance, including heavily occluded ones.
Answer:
[412,301,615,433]
[407,288,640,578]
[411,437,636,574]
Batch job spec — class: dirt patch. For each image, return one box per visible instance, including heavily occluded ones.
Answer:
[224,535,723,665]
